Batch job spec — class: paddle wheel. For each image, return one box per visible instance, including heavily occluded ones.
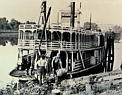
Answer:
[104,31,114,72]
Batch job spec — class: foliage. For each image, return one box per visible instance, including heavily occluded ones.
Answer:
[0,17,36,46]
[112,25,122,33]
[0,17,36,31]
[112,25,122,41]
[83,22,99,31]
[0,17,20,30]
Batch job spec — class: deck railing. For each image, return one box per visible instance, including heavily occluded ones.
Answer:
[18,39,99,50]
[18,39,40,49]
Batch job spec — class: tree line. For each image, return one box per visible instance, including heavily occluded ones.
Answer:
[0,17,20,30]
[0,17,36,45]
[1,17,121,32]
[0,17,36,31]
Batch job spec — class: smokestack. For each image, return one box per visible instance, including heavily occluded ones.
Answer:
[70,2,75,28]
[90,13,92,30]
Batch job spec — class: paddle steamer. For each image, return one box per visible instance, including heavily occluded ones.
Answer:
[10,1,111,78]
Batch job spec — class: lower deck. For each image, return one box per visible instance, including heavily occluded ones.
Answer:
[12,45,105,79]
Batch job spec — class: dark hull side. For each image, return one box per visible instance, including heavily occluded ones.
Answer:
[10,62,104,80]
[67,62,104,78]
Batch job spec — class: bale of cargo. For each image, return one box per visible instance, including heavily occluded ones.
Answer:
[56,68,67,77]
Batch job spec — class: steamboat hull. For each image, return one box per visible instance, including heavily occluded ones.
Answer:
[67,62,104,78]
[10,62,104,79]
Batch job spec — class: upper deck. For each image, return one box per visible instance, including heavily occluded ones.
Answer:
[18,24,104,51]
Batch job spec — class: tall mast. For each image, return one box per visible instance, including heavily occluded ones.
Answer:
[77,2,82,28]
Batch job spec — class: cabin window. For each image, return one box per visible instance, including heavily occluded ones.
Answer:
[88,35,91,42]
[47,30,51,41]
[72,32,75,42]
[100,35,104,46]
[25,30,33,40]
[33,30,38,39]
[78,33,80,42]
[91,35,94,40]
[52,31,61,41]
[19,30,24,39]
[94,35,98,46]
[82,34,84,42]
[76,33,78,42]
[80,34,82,42]
[89,35,92,42]
[86,35,89,42]
[82,34,86,47]
[62,32,70,41]
[38,30,45,40]
[30,33,34,40]
[84,34,86,42]
[38,30,51,41]
[91,35,95,46]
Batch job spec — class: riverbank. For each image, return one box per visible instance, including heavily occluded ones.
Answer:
[1,70,122,95]
[61,70,122,95]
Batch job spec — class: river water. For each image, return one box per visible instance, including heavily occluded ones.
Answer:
[0,44,18,89]
[0,43,122,88]
[113,42,122,70]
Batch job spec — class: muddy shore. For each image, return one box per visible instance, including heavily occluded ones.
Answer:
[1,70,122,95]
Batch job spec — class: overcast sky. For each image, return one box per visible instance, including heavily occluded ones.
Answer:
[0,0,122,26]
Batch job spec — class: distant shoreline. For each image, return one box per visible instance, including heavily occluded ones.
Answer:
[0,30,18,46]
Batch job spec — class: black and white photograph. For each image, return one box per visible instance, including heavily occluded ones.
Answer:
[0,0,122,95]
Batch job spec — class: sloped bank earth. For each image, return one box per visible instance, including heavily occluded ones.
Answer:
[1,70,122,95]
